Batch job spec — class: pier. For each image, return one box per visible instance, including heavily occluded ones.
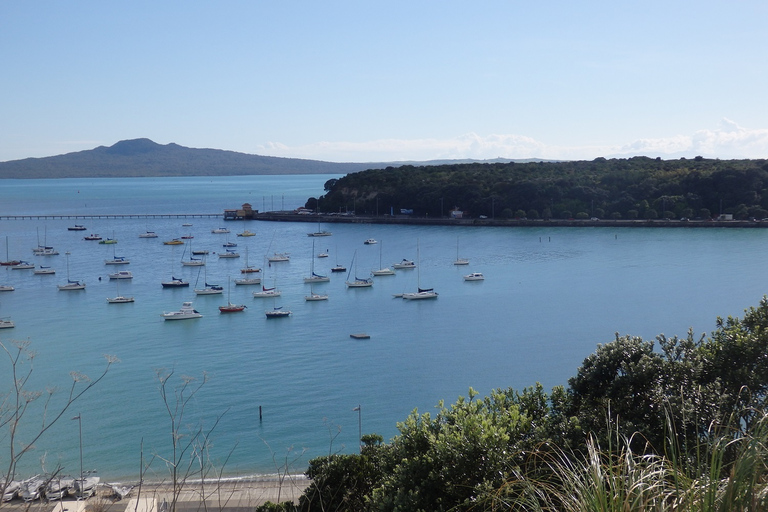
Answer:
[0,213,222,220]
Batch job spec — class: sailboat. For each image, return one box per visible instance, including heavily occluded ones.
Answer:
[453,237,469,265]
[181,240,205,266]
[161,246,189,287]
[305,283,329,301]
[58,252,86,290]
[194,264,223,295]
[345,250,373,288]
[240,246,260,274]
[105,243,130,265]
[1,236,20,266]
[372,240,395,276]
[235,248,262,285]
[33,227,58,255]
[107,271,134,303]
[219,277,246,312]
[304,240,330,283]
[402,240,437,300]
[253,280,281,297]
[331,245,346,272]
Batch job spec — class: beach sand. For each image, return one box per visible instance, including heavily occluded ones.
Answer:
[2,477,308,512]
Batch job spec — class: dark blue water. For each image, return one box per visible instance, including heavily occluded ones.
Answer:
[1,176,766,482]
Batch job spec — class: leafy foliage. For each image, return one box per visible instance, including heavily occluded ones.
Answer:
[297,297,768,511]
[312,157,768,220]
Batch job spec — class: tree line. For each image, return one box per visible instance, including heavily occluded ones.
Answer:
[308,156,768,221]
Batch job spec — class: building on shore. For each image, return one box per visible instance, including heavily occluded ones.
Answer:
[224,203,258,220]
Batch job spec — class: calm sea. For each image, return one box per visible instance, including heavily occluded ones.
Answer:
[1,175,766,482]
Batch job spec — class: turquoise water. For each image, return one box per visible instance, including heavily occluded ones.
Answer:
[1,176,767,482]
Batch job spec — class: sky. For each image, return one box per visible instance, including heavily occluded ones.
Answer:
[2,1,768,163]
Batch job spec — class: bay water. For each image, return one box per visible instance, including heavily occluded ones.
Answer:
[1,175,766,482]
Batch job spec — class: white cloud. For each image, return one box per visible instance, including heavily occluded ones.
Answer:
[255,120,768,162]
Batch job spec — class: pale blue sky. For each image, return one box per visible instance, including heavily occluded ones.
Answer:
[2,1,767,163]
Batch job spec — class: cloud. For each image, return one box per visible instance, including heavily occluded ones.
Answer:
[254,120,768,162]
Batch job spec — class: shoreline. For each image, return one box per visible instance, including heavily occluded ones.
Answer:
[249,212,768,228]
[2,476,309,511]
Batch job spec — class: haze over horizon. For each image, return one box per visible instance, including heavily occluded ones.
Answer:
[2,1,767,164]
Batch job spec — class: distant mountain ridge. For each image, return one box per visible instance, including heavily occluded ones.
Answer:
[0,138,526,179]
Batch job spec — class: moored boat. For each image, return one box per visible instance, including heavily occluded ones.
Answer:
[138,231,158,238]
[162,301,202,320]
[68,225,87,231]
[33,265,55,275]
[265,306,291,318]
[393,259,416,269]
[108,270,133,279]
[161,277,189,288]
[84,233,102,240]
[463,272,485,281]
[0,317,15,329]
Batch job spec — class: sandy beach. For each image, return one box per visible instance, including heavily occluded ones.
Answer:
[2,476,308,512]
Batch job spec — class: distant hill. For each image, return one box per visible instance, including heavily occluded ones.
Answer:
[0,139,381,179]
[0,138,526,179]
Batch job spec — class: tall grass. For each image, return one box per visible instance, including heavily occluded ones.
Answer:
[487,411,768,512]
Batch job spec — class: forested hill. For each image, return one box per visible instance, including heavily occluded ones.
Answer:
[311,156,768,221]
[0,138,377,178]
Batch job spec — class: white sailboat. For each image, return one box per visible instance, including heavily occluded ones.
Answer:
[105,243,130,265]
[402,240,437,300]
[58,252,86,290]
[194,265,223,295]
[304,240,330,283]
[181,240,205,266]
[240,246,260,274]
[372,240,395,276]
[345,250,373,288]
[235,250,262,284]
[453,237,469,265]
[107,272,134,303]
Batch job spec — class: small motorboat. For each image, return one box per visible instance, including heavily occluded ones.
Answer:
[211,227,230,234]
[68,225,87,231]
[0,285,15,291]
[11,261,35,270]
[0,318,15,329]
[267,252,290,262]
[393,259,416,269]
[218,249,240,258]
[84,234,102,240]
[162,302,202,320]
[107,295,134,304]
[463,272,485,281]
[139,231,158,238]
[98,238,117,245]
[108,270,133,280]
[163,239,184,245]
[33,265,55,275]
[234,276,261,285]
[364,238,377,245]
[236,230,255,237]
